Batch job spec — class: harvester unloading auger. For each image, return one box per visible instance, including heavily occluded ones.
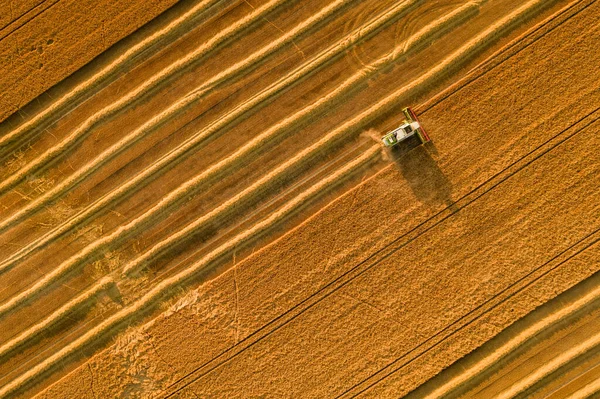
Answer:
[381,107,430,147]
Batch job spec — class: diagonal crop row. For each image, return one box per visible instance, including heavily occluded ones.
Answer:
[0,1,480,320]
[0,0,298,196]
[0,0,504,388]
[570,369,600,398]
[0,0,300,194]
[0,0,359,234]
[0,277,113,363]
[0,0,361,261]
[0,0,576,396]
[495,316,600,399]
[0,145,381,399]
[0,0,225,153]
[423,243,600,398]
[0,0,430,274]
[342,112,600,399]
[0,0,283,155]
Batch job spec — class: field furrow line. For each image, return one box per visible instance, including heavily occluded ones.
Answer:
[0,145,381,399]
[0,0,233,154]
[0,0,59,43]
[0,0,295,196]
[0,277,112,362]
[570,376,600,398]
[0,0,479,319]
[0,0,435,274]
[0,1,44,31]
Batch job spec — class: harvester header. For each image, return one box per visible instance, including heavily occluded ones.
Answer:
[381,107,430,147]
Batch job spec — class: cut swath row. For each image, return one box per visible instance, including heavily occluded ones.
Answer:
[0,0,367,270]
[0,0,365,235]
[0,277,113,363]
[2,0,568,394]
[0,1,480,319]
[569,371,600,398]
[421,250,600,397]
[0,0,226,153]
[118,3,486,278]
[0,0,300,196]
[158,0,579,396]
[437,266,600,399]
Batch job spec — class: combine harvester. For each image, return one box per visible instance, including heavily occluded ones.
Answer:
[381,107,430,147]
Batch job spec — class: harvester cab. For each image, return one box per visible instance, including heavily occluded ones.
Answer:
[381,107,430,148]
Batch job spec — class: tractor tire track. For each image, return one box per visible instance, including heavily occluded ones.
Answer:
[0,0,476,319]
[416,0,596,115]
[0,0,60,43]
[569,375,600,398]
[0,0,49,33]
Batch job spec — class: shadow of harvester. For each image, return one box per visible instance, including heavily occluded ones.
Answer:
[387,137,456,212]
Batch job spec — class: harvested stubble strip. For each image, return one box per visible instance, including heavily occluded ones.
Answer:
[121,142,384,273]
[0,2,557,392]
[570,375,600,399]
[0,0,224,151]
[0,0,355,233]
[425,264,600,398]
[0,277,113,361]
[0,145,381,399]
[0,0,296,196]
[0,0,360,269]
[0,0,432,275]
[495,325,600,399]
[0,1,478,319]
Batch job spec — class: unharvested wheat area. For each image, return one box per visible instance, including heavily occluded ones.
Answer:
[0,0,598,397]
